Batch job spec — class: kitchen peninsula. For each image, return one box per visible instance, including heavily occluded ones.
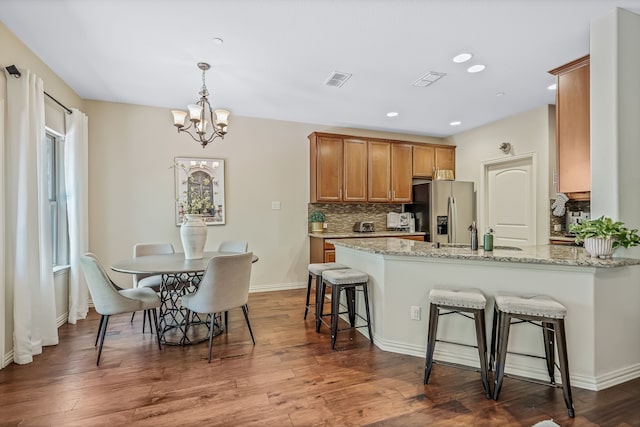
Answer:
[330,237,640,391]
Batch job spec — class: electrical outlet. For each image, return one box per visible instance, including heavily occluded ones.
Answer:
[554,224,562,232]
[410,305,421,320]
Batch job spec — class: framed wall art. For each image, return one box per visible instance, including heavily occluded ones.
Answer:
[174,157,225,226]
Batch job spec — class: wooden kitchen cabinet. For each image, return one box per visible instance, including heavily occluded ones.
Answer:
[309,133,367,202]
[549,55,590,199]
[412,144,456,179]
[391,143,412,202]
[367,141,412,203]
[367,140,391,202]
[435,146,455,173]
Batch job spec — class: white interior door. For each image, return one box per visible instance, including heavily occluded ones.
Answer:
[485,156,535,246]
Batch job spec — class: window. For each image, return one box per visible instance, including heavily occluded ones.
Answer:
[46,132,68,266]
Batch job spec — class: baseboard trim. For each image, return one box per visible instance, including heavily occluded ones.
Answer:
[593,363,640,391]
[3,350,13,368]
[57,312,68,328]
[249,282,306,293]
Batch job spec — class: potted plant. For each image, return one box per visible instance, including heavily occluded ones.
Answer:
[309,210,325,233]
[570,215,640,258]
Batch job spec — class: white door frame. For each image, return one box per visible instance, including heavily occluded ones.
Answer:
[479,153,537,244]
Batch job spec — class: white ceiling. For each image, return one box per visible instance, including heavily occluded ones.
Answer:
[2,0,640,137]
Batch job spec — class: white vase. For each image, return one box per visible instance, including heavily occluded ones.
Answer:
[180,214,207,259]
[584,237,615,259]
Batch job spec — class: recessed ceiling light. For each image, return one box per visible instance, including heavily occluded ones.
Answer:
[386,111,399,118]
[212,37,224,45]
[450,121,462,126]
[496,91,505,97]
[467,64,486,73]
[547,83,557,90]
[453,53,473,63]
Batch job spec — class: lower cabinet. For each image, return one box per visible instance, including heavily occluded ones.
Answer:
[310,235,425,263]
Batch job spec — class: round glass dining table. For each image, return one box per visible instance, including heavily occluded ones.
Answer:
[111,251,258,345]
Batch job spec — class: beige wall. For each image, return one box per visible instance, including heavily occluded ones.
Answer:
[84,100,447,291]
[446,105,556,244]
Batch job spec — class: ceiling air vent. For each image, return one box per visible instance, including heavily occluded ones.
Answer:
[412,71,446,87]
[324,71,352,88]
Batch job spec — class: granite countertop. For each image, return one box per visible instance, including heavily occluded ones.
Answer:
[328,237,640,268]
[309,231,426,239]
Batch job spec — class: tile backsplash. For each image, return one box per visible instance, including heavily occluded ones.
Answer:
[308,203,402,233]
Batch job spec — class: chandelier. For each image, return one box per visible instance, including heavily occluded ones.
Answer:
[171,62,230,148]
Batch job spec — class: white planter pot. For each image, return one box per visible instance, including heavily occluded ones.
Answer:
[584,237,615,259]
[180,214,207,259]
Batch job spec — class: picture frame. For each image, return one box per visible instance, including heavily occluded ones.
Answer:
[174,157,225,226]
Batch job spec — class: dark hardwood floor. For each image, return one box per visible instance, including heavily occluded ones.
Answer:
[0,289,638,426]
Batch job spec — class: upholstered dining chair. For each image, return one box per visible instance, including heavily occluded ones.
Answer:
[182,252,255,362]
[217,240,249,330]
[80,253,162,365]
[130,243,175,330]
[217,240,249,253]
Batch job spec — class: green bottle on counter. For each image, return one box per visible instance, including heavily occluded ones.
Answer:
[483,228,494,251]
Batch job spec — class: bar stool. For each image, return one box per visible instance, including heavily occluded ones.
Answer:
[316,268,373,349]
[305,263,346,319]
[423,288,491,399]
[491,291,574,418]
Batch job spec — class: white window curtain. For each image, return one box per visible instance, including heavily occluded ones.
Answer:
[4,67,58,364]
[65,109,89,323]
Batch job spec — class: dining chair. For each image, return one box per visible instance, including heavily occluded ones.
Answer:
[79,253,162,365]
[217,240,249,330]
[131,243,175,331]
[217,240,249,253]
[182,252,255,362]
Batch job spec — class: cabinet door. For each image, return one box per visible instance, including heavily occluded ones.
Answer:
[435,146,455,172]
[413,144,435,178]
[343,138,368,202]
[391,143,412,202]
[315,136,343,201]
[557,62,590,194]
[368,141,391,202]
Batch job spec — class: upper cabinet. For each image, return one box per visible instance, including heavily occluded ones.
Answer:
[549,55,590,199]
[309,132,455,203]
[367,141,412,203]
[413,144,456,179]
[310,133,367,202]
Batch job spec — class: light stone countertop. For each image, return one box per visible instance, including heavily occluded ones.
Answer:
[309,231,426,239]
[328,237,640,268]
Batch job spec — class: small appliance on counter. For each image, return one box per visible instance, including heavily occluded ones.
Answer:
[353,221,375,232]
[566,210,590,235]
[387,212,412,231]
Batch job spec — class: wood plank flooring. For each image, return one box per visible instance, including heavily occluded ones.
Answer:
[0,289,638,426]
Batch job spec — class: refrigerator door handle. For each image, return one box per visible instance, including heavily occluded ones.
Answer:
[447,196,453,243]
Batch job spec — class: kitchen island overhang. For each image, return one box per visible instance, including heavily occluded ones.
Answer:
[329,237,640,391]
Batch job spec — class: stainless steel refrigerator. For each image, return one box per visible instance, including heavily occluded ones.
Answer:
[403,181,476,244]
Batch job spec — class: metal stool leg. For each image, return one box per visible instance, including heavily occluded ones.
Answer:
[493,310,511,400]
[423,303,439,384]
[304,273,313,319]
[555,319,575,418]
[542,321,556,384]
[489,304,498,371]
[345,287,356,327]
[474,308,492,399]
[316,278,327,333]
[362,282,373,344]
[330,284,341,349]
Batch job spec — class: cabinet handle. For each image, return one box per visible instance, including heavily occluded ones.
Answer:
[339,189,342,199]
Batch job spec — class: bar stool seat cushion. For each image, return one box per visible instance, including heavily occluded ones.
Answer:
[495,292,566,319]
[322,269,368,285]
[308,262,347,275]
[429,288,487,309]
